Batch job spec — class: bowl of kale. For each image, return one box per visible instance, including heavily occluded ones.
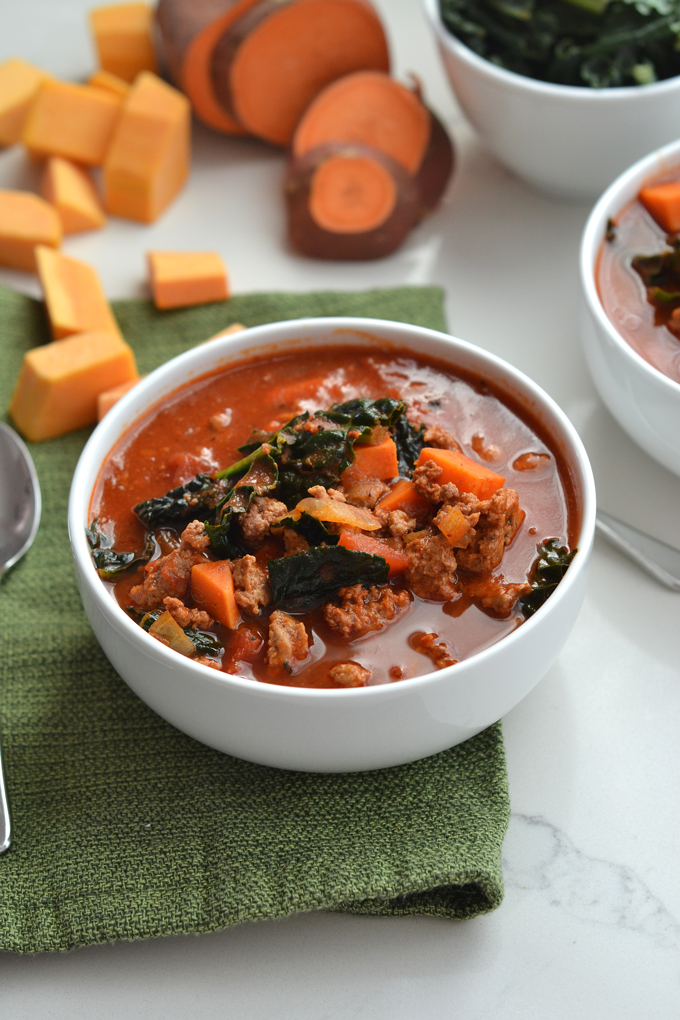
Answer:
[424,0,680,199]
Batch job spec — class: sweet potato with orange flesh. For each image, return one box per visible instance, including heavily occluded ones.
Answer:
[156,0,260,134]
[147,250,230,309]
[416,447,505,501]
[22,80,123,165]
[0,191,61,271]
[97,376,142,419]
[88,69,131,98]
[103,71,190,223]
[293,71,453,216]
[9,330,138,442]
[191,560,241,629]
[210,0,390,146]
[375,479,431,519]
[0,58,52,147]
[337,530,410,577]
[342,437,398,487]
[89,3,158,83]
[639,181,680,234]
[286,142,420,260]
[40,157,107,234]
[36,246,122,341]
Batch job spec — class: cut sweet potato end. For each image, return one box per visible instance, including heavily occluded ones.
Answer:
[293,70,429,175]
[309,154,397,234]
[224,0,390,146]
[191,560,241,630]
[639,181,680,234]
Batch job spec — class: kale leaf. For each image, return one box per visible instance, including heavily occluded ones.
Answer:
[269,546,389,612]
[206,454,278,557]
[275,510,340,547]
[520,539,577,617]
[134,474,222,529]
[393,413,426,475]
[189,629,224,656]
[86,520,154,578]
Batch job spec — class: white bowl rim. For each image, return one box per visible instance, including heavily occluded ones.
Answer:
[69,316,596,704]
[580,136,680,396]
[422,0,680,100]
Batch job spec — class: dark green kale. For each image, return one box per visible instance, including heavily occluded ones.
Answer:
[440,0,680,88]
[189,629,224,656]
[631,239,680,334]
[269,546,390,612]
[134,474,222,529]
[86,520,154,578]
[126,606,164,630]
[520,539,577,617]
[393,413,427,475]
[275,510,340,547]
[206,454,278,557]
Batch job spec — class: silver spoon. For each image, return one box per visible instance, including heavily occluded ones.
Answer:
[0,422,42,854]
[596,509,680,592]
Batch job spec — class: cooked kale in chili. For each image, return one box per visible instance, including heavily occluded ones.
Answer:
[440,0,680,88]
[89,345,578,688]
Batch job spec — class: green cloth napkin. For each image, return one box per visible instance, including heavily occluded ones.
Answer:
[0,282,510,954]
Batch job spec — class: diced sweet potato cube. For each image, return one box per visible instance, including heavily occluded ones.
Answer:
[87,69,131,99]
[103,72,190,223]
[36,246,122,341]
[9,330,138,441]
[191,560,241,630]
[97,376,142,420]
[0,191,62,271]
[22,79,123,165]
[416,447,505,500]
[89,3,158,84]
[0,58,52,147]
[147,250,230,309]
[639,181,680,234]
[342,437,399,487]
[40,156,106,234]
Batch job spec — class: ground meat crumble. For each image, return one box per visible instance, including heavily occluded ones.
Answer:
[266,611,309,670]
[323,584,411,639]
[231,554,271,614]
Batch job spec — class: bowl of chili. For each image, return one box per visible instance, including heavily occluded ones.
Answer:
[68,317,595,772]
[423,0,680,200]
[581,137,680,477]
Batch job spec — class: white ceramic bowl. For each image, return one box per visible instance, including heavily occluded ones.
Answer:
[581,138,680,477]
[68,318,595,772]
[423,0,680,201]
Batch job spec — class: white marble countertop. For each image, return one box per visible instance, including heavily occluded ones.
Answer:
[2,0,680,1016]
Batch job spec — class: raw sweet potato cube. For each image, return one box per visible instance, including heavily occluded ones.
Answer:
[22,79,123,165]
[147,250,230,309]
[0,190,61,271]
[9,330,138,441]
[89,3,158,84]
[0,57,52,147]
[88,68,131,99]
[96,376,142,419]
[40,157,106,234]
[103,72,190,223]
[36,246,122,341]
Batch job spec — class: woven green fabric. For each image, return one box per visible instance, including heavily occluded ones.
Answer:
[0,283,509,954]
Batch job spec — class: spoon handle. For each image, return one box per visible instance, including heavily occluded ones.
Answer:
[0,733,9,853]
[596,510,680,592]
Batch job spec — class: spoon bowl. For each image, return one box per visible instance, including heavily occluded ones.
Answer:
[0,421,42,853]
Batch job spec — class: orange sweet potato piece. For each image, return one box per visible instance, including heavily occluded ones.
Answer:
[147,250,230,309]
[337,530,409,577]
[342,436,398,486]
[416,447,505,500]
[9,330,138,441]
[89,3,158,83]
[191,560,241,629]
[0,58,52,147]
[96,376,143,419]
[0,191,61,271]
[103,71,191,223]
[88,69,131,98]
[40,156,106,234]
[375,478,431,518]
[210,0,390,147]
[36,246,122,341]
[639,181,680,234]
[22,79,123,165]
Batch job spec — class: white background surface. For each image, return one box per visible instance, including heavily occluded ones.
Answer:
[1,0,680,1016]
